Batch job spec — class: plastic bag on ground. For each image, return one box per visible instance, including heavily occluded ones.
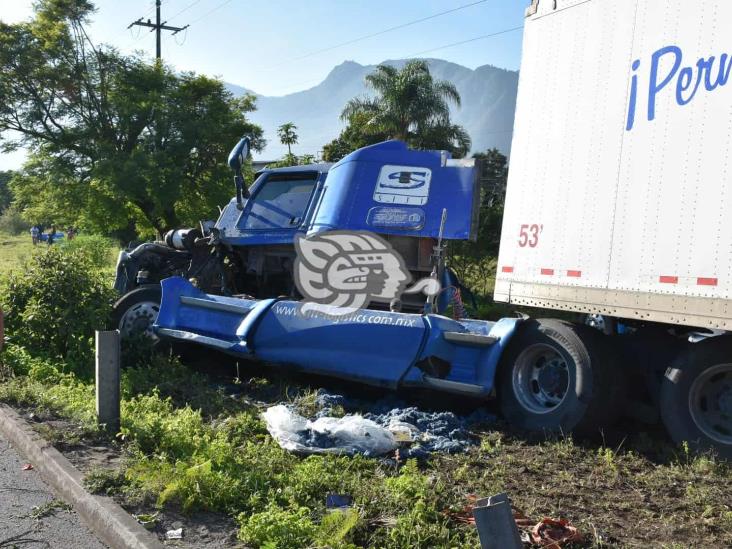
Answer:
[263,405,397,456]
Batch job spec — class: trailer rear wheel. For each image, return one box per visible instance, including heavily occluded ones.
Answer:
[660,336,732,458]
[498,319,620,435]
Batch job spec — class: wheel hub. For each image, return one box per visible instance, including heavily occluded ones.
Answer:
[688,363,732,445]
[512,344,570,414]
[118,301,160,341]
[536,359,569,401]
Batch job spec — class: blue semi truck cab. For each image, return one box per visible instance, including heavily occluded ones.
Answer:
[112,140,480,338]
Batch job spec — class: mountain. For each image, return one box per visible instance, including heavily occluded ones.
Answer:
[225,58,518,160]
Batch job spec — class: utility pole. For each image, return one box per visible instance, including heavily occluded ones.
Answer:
[127,0,189,60]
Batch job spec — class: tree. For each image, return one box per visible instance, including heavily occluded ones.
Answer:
[277,122,298,156]
[322,111,389,163]
[0,0,264,237]
[448,148,508,289]
[0,171,12,213]
[267,153,318,169]
[339,60,471,157]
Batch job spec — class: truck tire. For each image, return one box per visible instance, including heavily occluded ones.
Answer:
[111,285,162,342]
[660,335,732,458]
[498,319,621,435]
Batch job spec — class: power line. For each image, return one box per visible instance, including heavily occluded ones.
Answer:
[188,0,234,25]
[406,25,523,57]
[158,0,230,51]
[166,0,202,22]
[246,23,524,96]
[263,0,491,69]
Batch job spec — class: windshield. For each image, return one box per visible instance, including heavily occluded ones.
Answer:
[239,172,318,230]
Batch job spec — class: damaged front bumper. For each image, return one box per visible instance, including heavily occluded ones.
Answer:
[154,277,521,396]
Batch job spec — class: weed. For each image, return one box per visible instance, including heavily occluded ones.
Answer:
[290,387,321,417]
[597,447,618,474]
[315,508,360,547]
[120,391,208,457]
[479,431,503,456]
[237,503,317,549]
[84,468,127,496]
[27,499,72,520]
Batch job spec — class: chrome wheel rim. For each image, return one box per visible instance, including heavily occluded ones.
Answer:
[118,301,160,341]
[512,343,570,414]
[688,363,732,445]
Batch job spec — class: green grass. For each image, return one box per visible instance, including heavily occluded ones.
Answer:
[0,231,118,279]
[1,354,731,548]
[0,232,36,275]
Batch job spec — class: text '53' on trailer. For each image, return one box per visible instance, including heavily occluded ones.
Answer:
[113,0,732,457]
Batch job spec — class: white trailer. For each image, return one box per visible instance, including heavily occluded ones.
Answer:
[494,0,732,456]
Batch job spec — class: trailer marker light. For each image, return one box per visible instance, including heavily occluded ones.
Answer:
[540,268,554,275]
[567,270,582,278]
[659,276,678,284]
[501,266,514,273]
[697,277,718,286]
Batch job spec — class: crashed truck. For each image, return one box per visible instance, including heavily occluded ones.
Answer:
[115,0,732,458]
[113,139,474,331]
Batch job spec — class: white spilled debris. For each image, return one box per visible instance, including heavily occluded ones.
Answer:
[165,528,183,540]
[263,405,397,456]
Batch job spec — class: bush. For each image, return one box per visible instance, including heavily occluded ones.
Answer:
[0,204,30,235]
[60,234,117,270]
[0,247,115,372]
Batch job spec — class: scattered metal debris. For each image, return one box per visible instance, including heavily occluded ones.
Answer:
[326,494,353,510]
[472,493,523,549]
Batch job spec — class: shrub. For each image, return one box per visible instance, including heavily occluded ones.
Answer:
[60,234,117,270]
[0,204,30,235]
[0,247,115,372]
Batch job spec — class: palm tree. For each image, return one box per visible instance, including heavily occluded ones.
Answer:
[277,122,299,156]
[340,60,471,155]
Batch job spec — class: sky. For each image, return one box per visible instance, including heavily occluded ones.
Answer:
[0,0,526,169]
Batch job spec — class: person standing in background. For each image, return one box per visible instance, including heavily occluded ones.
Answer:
[47,225,56,246]
[30,225,39,245]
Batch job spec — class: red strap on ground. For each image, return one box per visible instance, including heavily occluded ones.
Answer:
[531,517,583,548]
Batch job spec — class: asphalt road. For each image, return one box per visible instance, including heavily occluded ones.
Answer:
[0,433,107,549]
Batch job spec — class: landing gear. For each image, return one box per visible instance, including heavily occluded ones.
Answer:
[661,336,732,458]
[499,319,622,434]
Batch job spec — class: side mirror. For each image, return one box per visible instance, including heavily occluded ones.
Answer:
[228,137,250,172]
[228,137,251,209]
